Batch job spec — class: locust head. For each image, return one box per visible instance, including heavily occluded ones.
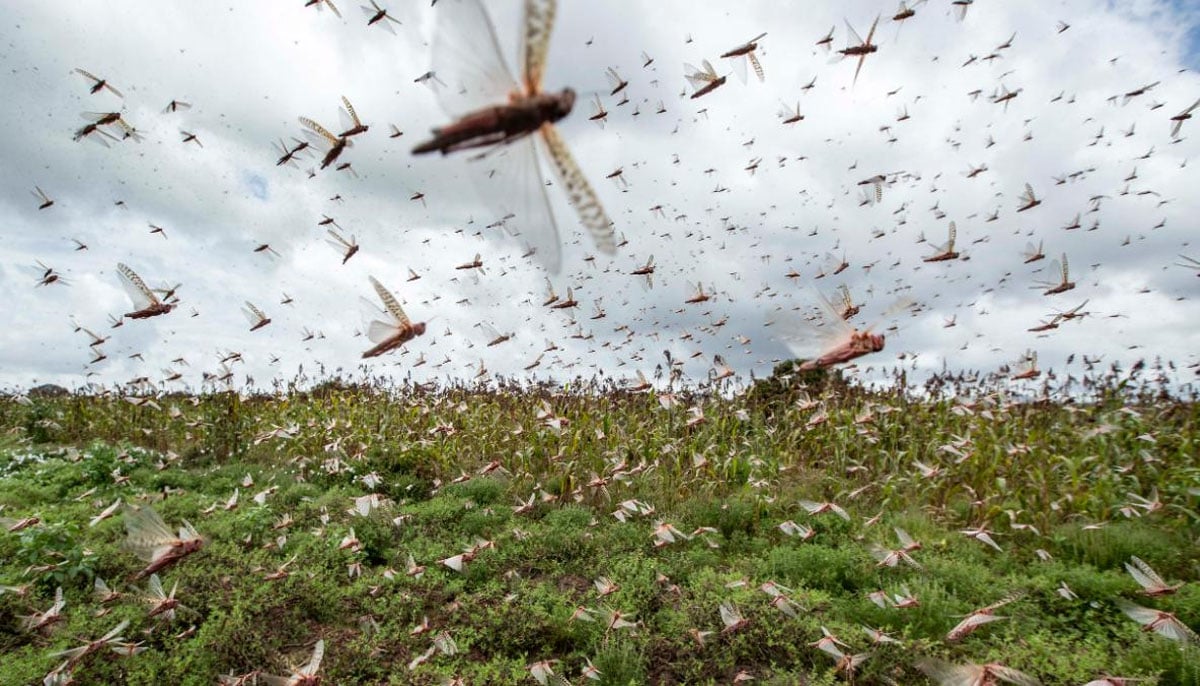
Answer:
[853,331,885,353]
[552,88,576,121]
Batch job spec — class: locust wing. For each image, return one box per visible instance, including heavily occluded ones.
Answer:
[946,221,957,251]
[685,60,719,89]
[864,15,880,45]
[429,0,521,117]
[326,229,354,252]
[540,124,616,256]
[725,33,767,84]
[521,0,557,94]
[299,117,340,151]
[338,95,363,132]
[370,276,410,328]
[843,19,864,50]
[472,125,561,272]
[242,302,269,327]
[1019,183,1037,205]
[917,659,1040,686]
[302,639,325,676]
[123,505,178,563]
[1021,241,1043,262]
[1035,259,1063,289]
[320,0,342,18]
[116,264,160,310]
[719,601,743,628]
[771,289,855,361]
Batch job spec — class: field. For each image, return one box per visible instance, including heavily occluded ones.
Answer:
[0,369,1198,685]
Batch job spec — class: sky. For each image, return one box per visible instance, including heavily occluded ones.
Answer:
[1,0,1198,394]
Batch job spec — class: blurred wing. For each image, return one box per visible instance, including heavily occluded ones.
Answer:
[479,321,503,341]
[990,666,1042,686]
[302,128,334,153]
[430,0,520,117]
[303,639,325,675]
[521,0,557,93]
[338,105,356,134]
[605,67,622,91]
[819,252,840,274]
[771,295,853,360]
[838,284,853,309]
[1126,556,1164,588]
[433,631,458,655]
[342,95,362,127]
[749,52,765,82]
[916,658,979,686]
[1045,259,1062,284]
[813,285,858,327]
[540,124,616,255]
[123,505,177,560]
[326,230,350,250]
[816,288,844,321]
[100,619,130,642]
[179,520,202,542]
[684,64,712,89]
[728,55,748,84]
[719,602,740,626]
[243,302,265,325]
[367,319,400,344]
[299,117,338,146]
[1117,599,1161,625]
[147,574,165,599]
[865,16,880,44]
[844,19,864,47]
[472,136,561,273]
[1157,618,1200,643]
[877,297,916,321]
[950,613,1004,636]
[117,263,158,308]
[369,276,410,327]
[360,292,398,335]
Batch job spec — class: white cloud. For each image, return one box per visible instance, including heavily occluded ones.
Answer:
[0,0,1197,392]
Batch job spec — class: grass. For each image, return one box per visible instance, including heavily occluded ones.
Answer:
[0,367,1197,684]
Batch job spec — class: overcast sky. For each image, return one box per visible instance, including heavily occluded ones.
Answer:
[1,0,1198,393]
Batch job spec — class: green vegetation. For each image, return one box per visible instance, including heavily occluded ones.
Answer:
[0,372,1197,684]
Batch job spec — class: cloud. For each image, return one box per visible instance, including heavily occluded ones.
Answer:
[0,0,1197,393]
